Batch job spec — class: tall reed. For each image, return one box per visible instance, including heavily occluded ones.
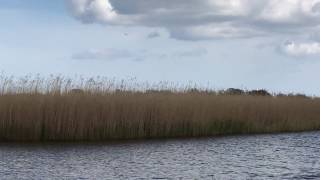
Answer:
[0,74,319,141]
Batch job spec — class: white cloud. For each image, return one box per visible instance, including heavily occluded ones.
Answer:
[67,0,137,25]
[170,23,265,40]
[281,41,320,56]
[72,48,134,60]
[173,48,208,57]
[66,0,320,41]
[207,0,253,16]
[67,0,116,23]
[259,0,320,24]
[72,47,208,61]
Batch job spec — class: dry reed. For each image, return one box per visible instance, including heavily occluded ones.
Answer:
[0,74,320,141]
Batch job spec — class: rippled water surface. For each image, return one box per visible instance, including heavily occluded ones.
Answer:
[1,132,320,179]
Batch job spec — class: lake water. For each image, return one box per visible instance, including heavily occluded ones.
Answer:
[1,132,320,179]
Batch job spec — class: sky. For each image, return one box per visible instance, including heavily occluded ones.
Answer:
[1,0,320,95]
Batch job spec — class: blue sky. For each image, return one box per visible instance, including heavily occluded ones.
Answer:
[1,0,320,95]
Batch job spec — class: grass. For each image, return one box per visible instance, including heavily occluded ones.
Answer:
[0,74,320,141]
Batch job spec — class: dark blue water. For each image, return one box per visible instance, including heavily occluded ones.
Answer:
[1,132,320,179]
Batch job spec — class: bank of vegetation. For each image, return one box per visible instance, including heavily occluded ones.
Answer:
[0,75,319,141]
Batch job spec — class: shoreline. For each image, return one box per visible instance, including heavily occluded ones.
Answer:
[0,130,319,144]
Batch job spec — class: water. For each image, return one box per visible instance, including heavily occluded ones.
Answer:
[1,132,320,179]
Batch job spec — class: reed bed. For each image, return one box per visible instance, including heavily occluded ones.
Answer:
[0,74,320,141]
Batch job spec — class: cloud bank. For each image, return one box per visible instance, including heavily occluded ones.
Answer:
[67,0,320,41]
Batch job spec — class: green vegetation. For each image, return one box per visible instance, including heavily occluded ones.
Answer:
[0,75,319,141]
